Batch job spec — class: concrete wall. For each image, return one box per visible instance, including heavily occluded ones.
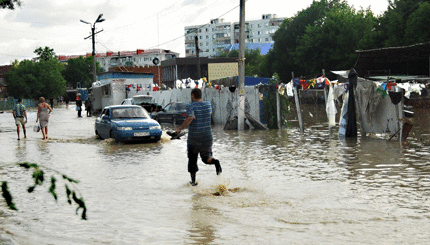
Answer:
[148,86,261,125]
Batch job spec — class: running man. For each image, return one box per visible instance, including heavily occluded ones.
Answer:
[175,88,222,186]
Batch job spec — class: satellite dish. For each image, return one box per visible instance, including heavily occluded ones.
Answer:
[153,58,160,65]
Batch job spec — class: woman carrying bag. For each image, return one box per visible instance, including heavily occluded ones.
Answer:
[36,97,53,140]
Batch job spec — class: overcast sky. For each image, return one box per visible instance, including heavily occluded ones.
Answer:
[0,0,389,66]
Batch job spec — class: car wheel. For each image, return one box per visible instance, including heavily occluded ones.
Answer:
[172,117,176,125]
[95,130,102,139]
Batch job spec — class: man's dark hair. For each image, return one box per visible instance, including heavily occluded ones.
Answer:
[18,98,22,103]
[191,88,202,99]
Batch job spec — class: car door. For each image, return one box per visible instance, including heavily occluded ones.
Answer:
[99,109,112,139]
[164,103,178,123]
[158,103,172,123]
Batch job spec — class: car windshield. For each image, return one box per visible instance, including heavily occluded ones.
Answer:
[112,107,150,119]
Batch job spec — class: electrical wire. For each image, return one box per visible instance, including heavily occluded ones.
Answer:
[147,1,244,49]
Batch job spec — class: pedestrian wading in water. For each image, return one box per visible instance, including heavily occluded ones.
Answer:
[36,97,52,140]
[175,88,222,186]
[13,98,28,140]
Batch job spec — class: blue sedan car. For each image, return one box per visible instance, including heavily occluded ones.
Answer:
[95,105,162,143]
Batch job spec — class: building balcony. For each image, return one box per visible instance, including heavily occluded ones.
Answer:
[216,36,231,41]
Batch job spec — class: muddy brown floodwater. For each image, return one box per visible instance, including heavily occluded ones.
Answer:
[0,103,429,244]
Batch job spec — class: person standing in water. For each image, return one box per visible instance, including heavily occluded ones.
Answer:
[76,95,83,118]
[175,88,222,186]
[36,97,52,140]
[12,98,27,140]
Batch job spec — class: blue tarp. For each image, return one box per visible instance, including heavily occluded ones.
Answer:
[242,76,271,86]
[218,43,274,55]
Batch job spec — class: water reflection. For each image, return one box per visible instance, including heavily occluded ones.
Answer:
[188,195,216,244]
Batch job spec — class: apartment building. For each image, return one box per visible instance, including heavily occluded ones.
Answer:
[184,14,284,57]
[58,49,179,72]
[58,49,179,84]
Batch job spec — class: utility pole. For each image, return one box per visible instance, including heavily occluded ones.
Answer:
[91,25,96,85]
[195,36,201,79]
[81,14,105,85]
[238,0,246,130]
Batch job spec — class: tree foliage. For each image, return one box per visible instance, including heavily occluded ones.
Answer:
[0,0,21,9]
[267,0,378,81]
[403,1,430,45]
[217,48,265,76]
[5,47,66,99]
[269,0,336,82]
[1,162,87,220]
[34,46,56,62]
[62,56,100,89]
[294,4,376,75]
[263,0,430,81]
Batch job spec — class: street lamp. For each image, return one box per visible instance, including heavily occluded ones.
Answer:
[81,14,105,86]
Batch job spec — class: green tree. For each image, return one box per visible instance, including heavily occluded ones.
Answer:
[293,4,377,74]
[377,0,427,47]
[404,2,430,45]
[217,48,265,76]
[270,0,336,82]
[5,47,66,99]
[62,56,96,88]
[34,46,56,62]
[0,0,21,9]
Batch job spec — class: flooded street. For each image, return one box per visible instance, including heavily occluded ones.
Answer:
[1,103,430,244]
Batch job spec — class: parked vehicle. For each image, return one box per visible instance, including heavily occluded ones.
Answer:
[121,95,161,113]
[121,98,132,105]
[153,102,188,125]
[95,105,162,143]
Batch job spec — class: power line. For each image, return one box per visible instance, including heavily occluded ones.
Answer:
[0,52,29,58]
[148,1,243,49]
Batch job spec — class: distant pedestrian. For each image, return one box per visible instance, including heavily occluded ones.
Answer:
[65,96,70,108]
[76,95,82,117]
[85,98,92,117]
[13,98,27,140]
[49,98,54,108]
[36,97,52,140]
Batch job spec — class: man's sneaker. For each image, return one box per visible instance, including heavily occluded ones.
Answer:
[190,181,198,186]
[212,159,222,175]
